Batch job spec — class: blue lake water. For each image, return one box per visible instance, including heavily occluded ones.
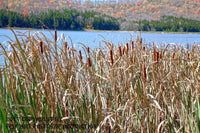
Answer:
[0,28,200,65]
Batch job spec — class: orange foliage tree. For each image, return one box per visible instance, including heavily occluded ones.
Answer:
[49,0,54,4]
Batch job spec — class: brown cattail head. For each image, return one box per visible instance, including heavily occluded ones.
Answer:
[109,49,114,65]
[39,41,43,54]
[140,38,142,44]
[160,50,162,59]
[187,52,190,61]
[118,46,122,56]
[156,51,159,63]
[143,64,146,83]
[79,50,82,62]
[64,42,68,53]
[55,30,57,42]
[87,47,90,54]
[111,43,114,49]
[172,52,175,59]
[123,47,125,55]
[131,41,134,50]
[143,47,145,51]
[64,42,68,49]
[126,42,129,53]
[87,57,92,67]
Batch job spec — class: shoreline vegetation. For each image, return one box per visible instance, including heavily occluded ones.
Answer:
[0,28,200,132]
[0,9,200,32]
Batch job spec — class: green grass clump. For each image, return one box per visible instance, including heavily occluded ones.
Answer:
[0,28,200,132]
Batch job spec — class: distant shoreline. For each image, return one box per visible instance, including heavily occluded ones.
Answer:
[1,27,200,34]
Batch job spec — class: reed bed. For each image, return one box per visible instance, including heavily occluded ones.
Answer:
[0,28,200,133]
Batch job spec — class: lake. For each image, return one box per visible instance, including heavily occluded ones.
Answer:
[0,28,200,65]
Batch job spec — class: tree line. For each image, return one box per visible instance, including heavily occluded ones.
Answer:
[0,8,200,32]
[0,9,120,30]
[138,16,200,32]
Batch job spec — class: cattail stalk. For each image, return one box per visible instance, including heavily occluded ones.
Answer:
[143,64,146,83]
[109,49,114,65]
[39,41,43,54]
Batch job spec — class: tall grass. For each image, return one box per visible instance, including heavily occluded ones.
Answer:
[0,28,200,132]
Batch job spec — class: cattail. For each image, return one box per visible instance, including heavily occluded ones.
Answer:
[55,30,57,42]
[111,43,114,49]
[109,49,114,65]
[155,51,159,63]
[64,42,68,53]
[87,57,92,67]
[172,52,175,59]
[64,42,68,49]
[123,47,125,55]
[187,52,190,61]
[79,50,82,62]
[39,41,43,54]
[187,43,189,50]
[65,101,69,116]
[140,38,142,44]
[126,42,129,53]
[143,64,146,83]
[143,47,145,51]
[160,50,162,59]
[87,47,90,54]
[131,41,134,50]
[118,46,122,56]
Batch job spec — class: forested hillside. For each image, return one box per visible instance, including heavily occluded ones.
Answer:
[0,0,200,31]
[0,9,120,30]
[1,0,200,21]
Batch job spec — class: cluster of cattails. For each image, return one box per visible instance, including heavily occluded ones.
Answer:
[39,41,43,54]
[109,49,114,65]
